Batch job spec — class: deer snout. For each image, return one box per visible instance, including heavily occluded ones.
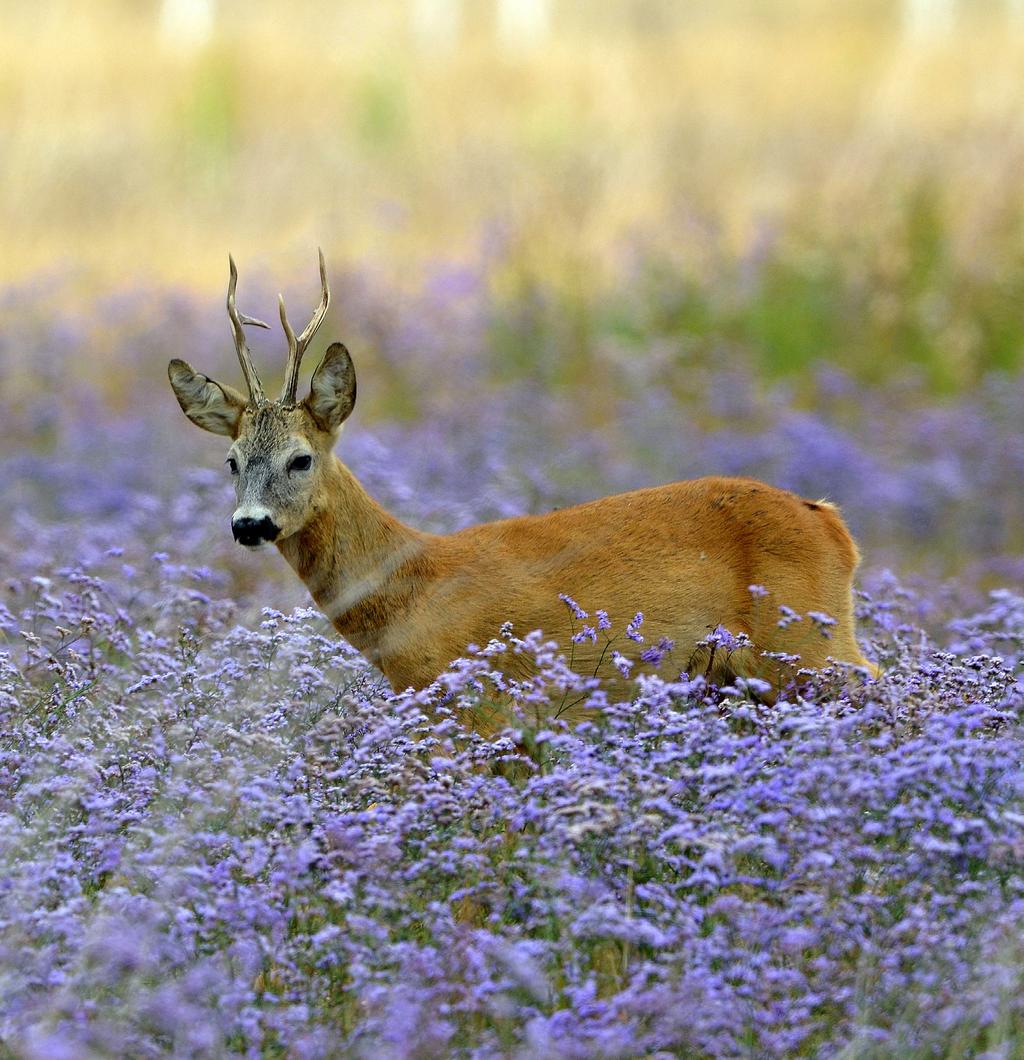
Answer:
[232,513,281,547]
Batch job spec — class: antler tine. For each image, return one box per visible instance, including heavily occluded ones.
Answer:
[226,254,269,405]
[280,248,331,405]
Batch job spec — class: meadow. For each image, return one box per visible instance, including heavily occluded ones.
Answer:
[3,2,1024,1056]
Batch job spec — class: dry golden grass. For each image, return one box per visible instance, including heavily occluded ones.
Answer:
[3,0,1023,303]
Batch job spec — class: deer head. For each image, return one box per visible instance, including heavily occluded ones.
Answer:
[168,251,356,548]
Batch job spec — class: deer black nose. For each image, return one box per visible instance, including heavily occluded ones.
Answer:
[231,516,280,546]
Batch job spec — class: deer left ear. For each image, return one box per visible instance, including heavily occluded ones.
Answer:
[167,359,248,437]
[305,342,356,430]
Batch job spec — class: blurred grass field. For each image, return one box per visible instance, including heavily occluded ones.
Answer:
[3,0,1024,388]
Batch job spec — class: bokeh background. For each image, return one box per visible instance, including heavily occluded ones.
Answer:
[6,0,1024,381]
[3,0,1024,594]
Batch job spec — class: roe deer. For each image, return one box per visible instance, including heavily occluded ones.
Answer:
[168,252,876,715]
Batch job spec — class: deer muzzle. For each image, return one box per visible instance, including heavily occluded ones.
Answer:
[231,513,281,547]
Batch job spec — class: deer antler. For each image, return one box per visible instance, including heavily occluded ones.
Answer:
[226,254,270,405]
[279,248,330,405]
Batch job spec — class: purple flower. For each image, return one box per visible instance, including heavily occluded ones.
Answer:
[2,248,1023,1059]
[572,625,598,644]
[640,637,675,667]
[559,594,588,621]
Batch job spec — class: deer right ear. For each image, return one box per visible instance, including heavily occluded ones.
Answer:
[305,342,356,430]
[167,359,247,437]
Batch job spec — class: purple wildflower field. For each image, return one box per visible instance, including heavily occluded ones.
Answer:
[2,260,1024,1058]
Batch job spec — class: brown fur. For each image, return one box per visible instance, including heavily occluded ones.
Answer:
[277,461,875,701]
[168,255,876,731]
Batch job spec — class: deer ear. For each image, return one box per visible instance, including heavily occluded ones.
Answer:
[305,342,356,430]
[167,359,247,437]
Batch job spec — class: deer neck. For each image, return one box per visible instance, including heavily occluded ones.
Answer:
[276,456,432,659]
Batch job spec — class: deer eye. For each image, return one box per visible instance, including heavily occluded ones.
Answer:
[288,454,312,473]
[226,457,239,475]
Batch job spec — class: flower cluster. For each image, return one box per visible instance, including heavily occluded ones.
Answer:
[1,270,1022,1055]
[1,545,1022,1056]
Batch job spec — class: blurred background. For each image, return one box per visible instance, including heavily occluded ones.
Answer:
[4,0,1024,384]
[2,0,1024,594]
